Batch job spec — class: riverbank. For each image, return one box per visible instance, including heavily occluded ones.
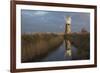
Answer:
[21,33,64,62]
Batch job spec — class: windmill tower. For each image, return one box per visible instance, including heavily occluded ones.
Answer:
[65,16,71,34]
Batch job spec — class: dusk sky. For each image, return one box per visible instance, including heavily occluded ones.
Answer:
[21,9,90,33]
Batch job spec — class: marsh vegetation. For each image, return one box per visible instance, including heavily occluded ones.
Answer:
[21,33,64,62]
[21,32,90,63]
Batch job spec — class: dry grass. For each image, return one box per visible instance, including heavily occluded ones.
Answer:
[21,33,64,62]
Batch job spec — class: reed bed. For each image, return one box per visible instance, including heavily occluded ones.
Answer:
[21,33,64,62]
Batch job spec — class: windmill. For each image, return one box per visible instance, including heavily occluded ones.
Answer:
[65,16,71,34]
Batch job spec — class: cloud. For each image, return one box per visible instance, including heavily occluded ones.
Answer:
[21,10,49,16]
[33,11,49,16]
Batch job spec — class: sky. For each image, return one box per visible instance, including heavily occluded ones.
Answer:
[21,9,90,33]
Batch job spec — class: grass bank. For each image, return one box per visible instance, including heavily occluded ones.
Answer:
[21,33,64,62]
